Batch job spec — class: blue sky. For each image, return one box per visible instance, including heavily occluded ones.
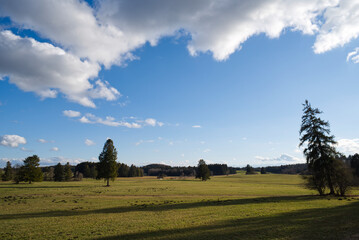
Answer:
[1,0,359,167]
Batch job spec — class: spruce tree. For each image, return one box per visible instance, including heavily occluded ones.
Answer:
[299,100,337,195]
[64,162,73,181]
[22,155,43,184]
[196,159,210,181]
[54,163,64,181]
[97,139,118,186]
[2,161,13,181]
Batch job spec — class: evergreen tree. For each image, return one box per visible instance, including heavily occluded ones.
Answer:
[64,162,73,181]
[22,155,43,184]
[299,100,337,195]
[196,159,210,181]
[97,139,118,186]
[84,164,91,178]
[260,167,266,174]
[128,164,137,177]
[90,165,98,179]
[2,161,13,181]
[54,163,64,181]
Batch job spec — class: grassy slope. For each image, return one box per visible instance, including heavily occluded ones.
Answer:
[0,173,358,240]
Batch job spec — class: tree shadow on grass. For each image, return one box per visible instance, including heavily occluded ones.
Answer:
[93,200,359,240]
[0,195,321,220]
[0,185,82,189]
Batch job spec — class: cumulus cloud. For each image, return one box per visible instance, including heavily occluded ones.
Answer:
[313,0,359,54]
[63,110,81,118]
[337,138,359,155]
[0,31,119,107]
[85,139,96,146]
[2,0,359,108]
[0,134,27,148]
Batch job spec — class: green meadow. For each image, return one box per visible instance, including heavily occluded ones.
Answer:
[1,173,358,240]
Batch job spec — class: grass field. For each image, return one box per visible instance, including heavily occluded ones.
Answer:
[1,173,359,239]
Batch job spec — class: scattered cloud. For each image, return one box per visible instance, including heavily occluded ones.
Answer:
[0,158,23,167]
[242,137,247,141]
[85,139,95,146]
[203,148,211,153]
[20,147,33,152]
[255,154,304,166]
[139,118,164,127]
[337,138,359,155]
[347,48,359,63]
[192,125,201,128]
[63,110,81,118]
[38,139,48,143]
[51,147,59,152]
[0,134,26,148]
[75,113,162,129]
[135,139,155,146]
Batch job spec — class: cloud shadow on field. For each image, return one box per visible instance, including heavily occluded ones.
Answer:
[93,200,359,240]
[0,195,330,220]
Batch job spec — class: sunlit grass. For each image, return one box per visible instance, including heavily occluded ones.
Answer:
[0,173,358,239]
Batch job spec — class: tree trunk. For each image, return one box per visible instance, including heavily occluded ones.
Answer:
[327,173,334,195]
[106,178,110,187]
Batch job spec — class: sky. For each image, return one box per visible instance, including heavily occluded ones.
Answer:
[1,0,359,168]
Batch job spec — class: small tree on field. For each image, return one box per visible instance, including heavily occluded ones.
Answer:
[22,155,43,184]
[260,167,266,174]
[246,164,255,175]
[97,139,118,186]
[2,161,13,181]
[64,162,73,181]
[54,163,64,181]
[196,159,210,181]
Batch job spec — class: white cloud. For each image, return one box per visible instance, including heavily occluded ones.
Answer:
[347,48,359,63]
[0,158,23,167]
[0,134,27,148]
[51,147,59,152]
[337,138,359,155]
[255,154,304,165]
[192,125,201,128]
[138,118,164,127]
[40,156,88,166]
[314,0,359,54]
[20,147,32,152]
[203,148,211,153]
[77,113,162,129]
[135,139,155,146]
[0,31,120,107]
[2,0,359,109]
[38,138,48,143]
[63,110,81,118]
[85,139,95,146]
